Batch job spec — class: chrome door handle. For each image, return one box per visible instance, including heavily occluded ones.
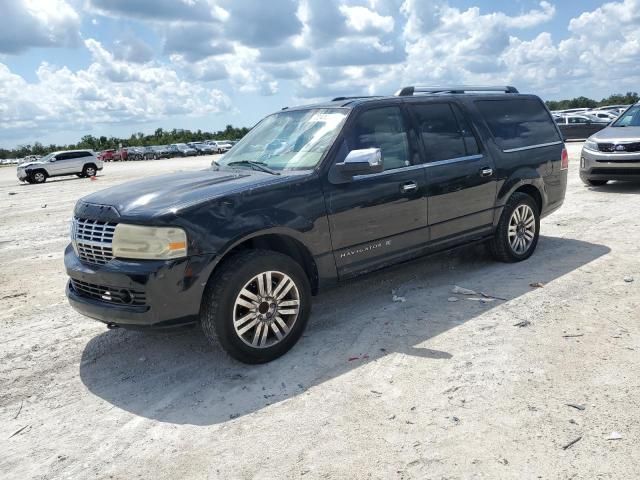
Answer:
[480,167,493,177]
[401,181,418,193]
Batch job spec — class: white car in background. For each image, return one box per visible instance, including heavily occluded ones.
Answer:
[16,150,103,184]
[205,140,233,153]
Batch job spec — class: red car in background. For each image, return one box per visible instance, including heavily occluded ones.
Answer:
[98,148,128,162]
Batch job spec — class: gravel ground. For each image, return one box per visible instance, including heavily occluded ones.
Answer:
[1,146,639,479]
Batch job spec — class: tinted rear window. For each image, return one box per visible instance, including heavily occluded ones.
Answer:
[476,98,561,150]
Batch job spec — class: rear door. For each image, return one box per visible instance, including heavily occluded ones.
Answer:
[407,101,497,242]
[323,104,429,276]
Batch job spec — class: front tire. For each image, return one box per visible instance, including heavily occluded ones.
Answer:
[200,250,311,364]
[489,192,540,263]
[31,170,47,184]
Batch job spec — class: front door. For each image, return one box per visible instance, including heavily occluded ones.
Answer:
[407,102,497,242]
[323,105,429,277]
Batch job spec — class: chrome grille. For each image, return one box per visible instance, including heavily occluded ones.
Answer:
[72,217,117,265]
[598,142,640,153]
[70,279,146,306]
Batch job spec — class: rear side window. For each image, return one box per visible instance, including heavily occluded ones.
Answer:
[410,103,478,162]
[476,98,561,150]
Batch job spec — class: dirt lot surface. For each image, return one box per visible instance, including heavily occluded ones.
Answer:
[1,146,639,479]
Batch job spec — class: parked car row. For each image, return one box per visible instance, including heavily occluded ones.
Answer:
[97,141,236,161]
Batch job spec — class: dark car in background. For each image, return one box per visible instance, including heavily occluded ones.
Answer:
[168,143,198,157]
[555,115,609,140]
[65,85,567,364]
[188,142,216,155]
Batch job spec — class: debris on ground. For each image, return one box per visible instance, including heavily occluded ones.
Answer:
[8,425,31,439]
[530,282,545,288]
[41,204,47,208]
[480,292,507,301]
[566,403,586,411]
[466,297,494,303]
[370,390,383,395]
[348,355,369,362]
[562,333,584,338]
[0,292,27,301]
[13,400,23,419]
[392,295,406,303]
[8,192,17,195]
[513,320,531,328]
[452,285,477,295]
[607,432,623,440]
[623,276,634,283]
[447,297,459,302]
[562,436,582,450]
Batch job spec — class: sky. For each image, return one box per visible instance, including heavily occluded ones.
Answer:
[0,0,639,148]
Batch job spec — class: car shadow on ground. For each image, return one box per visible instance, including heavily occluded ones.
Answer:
[79,235,609,425]
[587,181,640,194]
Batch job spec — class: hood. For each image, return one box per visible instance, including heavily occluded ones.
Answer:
[590,126,640,142]
[79,168,290,218]
[18,161,45,168]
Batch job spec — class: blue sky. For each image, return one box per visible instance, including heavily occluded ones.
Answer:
[0,0,638,148]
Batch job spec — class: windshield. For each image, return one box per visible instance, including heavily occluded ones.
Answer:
[612,105,640,127]
[217,108,348,171]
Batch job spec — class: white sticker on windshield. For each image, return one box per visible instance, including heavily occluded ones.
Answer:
[309,113,345,124]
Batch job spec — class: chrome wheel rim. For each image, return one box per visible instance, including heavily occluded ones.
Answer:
[508,204,536,254]
[233,271,300,349]
[34,172,45,182]
[86,167,96,176]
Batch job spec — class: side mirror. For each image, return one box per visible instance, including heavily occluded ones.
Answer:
[336,148,383,176]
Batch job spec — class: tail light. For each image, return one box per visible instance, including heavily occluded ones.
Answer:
[561,147,569,170]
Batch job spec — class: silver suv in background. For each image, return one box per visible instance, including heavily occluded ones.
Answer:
[17,150,103,184]
[580,103,640,186]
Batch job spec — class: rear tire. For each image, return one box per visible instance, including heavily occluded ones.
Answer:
[200,250,311,364]
[489,192,540,263]
[82,164,97,177]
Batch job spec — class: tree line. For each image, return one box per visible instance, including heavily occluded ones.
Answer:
[0,124,250,160]
[545,92,639,111]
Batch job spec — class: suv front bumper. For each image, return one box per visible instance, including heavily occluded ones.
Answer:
[580,147,640,181]
[64,244,217,329]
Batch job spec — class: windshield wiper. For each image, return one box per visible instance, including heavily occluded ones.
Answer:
[226,160,280,175]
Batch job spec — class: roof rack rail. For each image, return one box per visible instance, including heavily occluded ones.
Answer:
[331,95,382,102]
[395,85,519,96]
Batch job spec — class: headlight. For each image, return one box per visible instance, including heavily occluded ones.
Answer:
[584,139,598,152]
[112,224,187,260]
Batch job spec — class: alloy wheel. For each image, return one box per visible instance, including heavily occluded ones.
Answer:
[508,204,536,254]
[233,270,300,349]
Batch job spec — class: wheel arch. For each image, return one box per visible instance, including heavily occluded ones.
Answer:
[213,230,320,295]
[494,176,545,227]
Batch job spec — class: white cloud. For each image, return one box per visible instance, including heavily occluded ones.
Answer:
[339,5,394,35]
[0,0,81,54]
[0,39,230,139]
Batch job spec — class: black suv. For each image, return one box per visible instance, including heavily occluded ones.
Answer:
[65,86,567,363]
